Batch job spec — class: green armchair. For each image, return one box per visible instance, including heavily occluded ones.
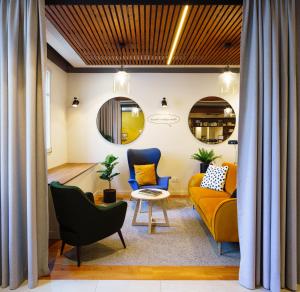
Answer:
[49,181,127,266]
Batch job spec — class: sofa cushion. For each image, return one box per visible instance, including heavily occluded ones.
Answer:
[190,186,230,205]
[200,165,229,191]
[222,162,237,195]
[198,197,227,227]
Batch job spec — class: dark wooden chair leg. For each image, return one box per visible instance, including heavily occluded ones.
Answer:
[76,245,81,267]
[60,241,65,255]
[118,230,126,248]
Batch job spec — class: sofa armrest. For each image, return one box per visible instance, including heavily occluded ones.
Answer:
[188,173,205,190]
[85,192,95,204]
[157,176,171,190]
[212,198,238,242]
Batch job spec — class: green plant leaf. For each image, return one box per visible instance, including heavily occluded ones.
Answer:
[191,148,221,163]
[97,154,120,184]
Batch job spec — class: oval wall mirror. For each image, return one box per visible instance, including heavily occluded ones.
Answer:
[188,96,236,144]
[96,97,145,145]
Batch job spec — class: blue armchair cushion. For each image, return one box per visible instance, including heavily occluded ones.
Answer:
[134,163,157,186]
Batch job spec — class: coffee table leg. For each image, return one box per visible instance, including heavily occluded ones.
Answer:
[162,199,170,226]
[132,199,141,225]
[148,201,153,234]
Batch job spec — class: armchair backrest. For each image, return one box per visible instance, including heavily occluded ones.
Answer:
[222,162,237,195]
[127,148,161,180]
[50,181,99,232]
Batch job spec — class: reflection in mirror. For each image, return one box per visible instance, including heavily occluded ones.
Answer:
[96,97,145,145]
[188,96,236,144]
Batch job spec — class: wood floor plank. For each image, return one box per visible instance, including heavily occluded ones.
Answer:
[46,239,239,280]
[42,265,239,280]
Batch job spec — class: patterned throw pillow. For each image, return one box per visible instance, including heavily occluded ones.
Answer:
[200,165,229,191]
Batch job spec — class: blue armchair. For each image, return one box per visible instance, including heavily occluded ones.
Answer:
[127,148,171,190]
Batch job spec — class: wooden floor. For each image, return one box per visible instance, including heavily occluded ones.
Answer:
[44,240,239,280]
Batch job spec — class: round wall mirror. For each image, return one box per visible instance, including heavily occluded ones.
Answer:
[96,97,145,145]
[188,96,236,144]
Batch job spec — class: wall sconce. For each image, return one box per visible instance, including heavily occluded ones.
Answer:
[72,97,79,107]
[161,97,167,108]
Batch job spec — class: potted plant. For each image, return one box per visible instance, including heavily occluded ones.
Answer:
[97,154,120,203]
[191,148,221,173]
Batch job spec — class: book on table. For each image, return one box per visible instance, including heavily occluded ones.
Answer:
[138,189,162,196]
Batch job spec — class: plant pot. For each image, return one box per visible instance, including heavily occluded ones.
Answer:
[103,189,116,203]
[200,163,210,173]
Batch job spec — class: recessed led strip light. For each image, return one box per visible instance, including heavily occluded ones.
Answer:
[167,5,189,65]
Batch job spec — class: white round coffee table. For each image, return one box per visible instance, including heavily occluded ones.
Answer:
[131,189,170,234]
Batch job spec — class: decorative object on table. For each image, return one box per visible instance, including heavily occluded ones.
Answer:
[127,148,171,191]
[97,154,120,203]
[200,165,229,191]
[50,181,127,266]
[131,188,170,234]
[191,148,221,173]
[188,162,238,255]
[138,189,162,196]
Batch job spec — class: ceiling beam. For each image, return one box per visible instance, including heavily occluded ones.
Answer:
[46,1,243,5]
[47,43,240,73]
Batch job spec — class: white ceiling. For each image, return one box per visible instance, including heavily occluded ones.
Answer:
[46,19,85,67]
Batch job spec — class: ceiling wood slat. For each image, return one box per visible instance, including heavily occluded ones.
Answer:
[46,4,242,65]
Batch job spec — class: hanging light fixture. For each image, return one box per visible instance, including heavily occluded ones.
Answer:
[113,43,130,95]
[72,97,79,107]
[224,106,233,117]
[218,43,238,96]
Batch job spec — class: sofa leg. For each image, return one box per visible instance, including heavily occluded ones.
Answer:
[60,240,65,255]
[118,230,126,249]
[218,242,222,256]
[76,245,81,267]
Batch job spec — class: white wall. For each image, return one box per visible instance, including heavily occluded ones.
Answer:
[66,73,239,195]
[47,60,69,169]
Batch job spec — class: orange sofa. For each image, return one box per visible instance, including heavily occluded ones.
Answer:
[188,162,238,252]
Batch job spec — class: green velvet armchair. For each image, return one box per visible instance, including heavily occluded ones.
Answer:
[49,181,127,266]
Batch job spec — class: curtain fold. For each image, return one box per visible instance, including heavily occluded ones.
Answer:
[0,0,49,289]
[238,0,299,291]
[97,99,122,144]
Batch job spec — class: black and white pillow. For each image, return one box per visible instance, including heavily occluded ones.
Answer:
[200,165,229,191]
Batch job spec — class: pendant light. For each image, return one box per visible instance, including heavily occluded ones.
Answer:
[219,43,238,97]
[113,43,130,95]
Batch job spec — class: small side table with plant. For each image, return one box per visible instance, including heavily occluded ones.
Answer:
[191,148,221,173]
[97,154,120,203]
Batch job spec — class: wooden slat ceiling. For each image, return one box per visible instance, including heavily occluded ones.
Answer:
[45,4,242,66]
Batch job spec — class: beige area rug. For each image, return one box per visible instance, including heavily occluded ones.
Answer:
[63,198,240,266]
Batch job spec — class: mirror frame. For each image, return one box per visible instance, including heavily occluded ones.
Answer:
[96,96,145,145]
[188,96,236,144]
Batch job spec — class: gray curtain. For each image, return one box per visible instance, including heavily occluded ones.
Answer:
[0,0,49,289]
[238,0,299,291]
